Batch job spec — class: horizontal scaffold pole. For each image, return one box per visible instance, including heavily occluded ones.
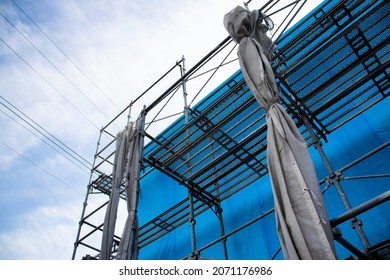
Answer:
[330,190,390,227]
[145,36,232,114]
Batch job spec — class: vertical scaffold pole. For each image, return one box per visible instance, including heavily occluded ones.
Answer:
[303,118,371,250]
[180,56,198,259]
[216,202,229,260]
[127,101,133,125]
[210,138,229,259]
[72,128,104,260]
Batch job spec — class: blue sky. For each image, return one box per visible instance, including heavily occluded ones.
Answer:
[0,0,321,259]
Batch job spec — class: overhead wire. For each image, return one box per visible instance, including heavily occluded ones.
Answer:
[0,12,113,121]
[0,96,91,170]
[0,37,101,131]
[0,101,102,205]
[13,2,121,115]
[0,139,85,196]
[0,109,90,175]
[9,0,122,112]
[0,106,91,174]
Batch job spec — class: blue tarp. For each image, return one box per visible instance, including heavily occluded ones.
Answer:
[137,0,390,260]
[138,96,390,260]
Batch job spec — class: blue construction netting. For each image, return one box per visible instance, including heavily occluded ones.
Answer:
[135,0,390,260]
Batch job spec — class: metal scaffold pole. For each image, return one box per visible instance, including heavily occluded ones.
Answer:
[72,128,104,260]
[216,203,229,260]
[210,137,228,259]
[180,56,198,259]
[303,117,371,250]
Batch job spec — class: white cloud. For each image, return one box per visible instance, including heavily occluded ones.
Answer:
[0,202,80,259]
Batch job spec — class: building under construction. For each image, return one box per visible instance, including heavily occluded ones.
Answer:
[72,0,390,260]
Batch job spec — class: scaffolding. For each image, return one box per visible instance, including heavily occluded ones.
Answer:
[72,0,390,260]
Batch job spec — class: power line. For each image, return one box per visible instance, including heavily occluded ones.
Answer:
[0,12,113,121]
[0,96,91,171]
[0,96,91,166]
[0,139,85,197]
[0,37,101,131]
[0,106,91,174]
[10,0,121,111]
[0,107,89,174]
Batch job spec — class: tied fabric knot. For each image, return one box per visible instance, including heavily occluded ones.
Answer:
[223,6,276,58]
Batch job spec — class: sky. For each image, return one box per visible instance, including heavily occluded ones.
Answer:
[0,0,323,260]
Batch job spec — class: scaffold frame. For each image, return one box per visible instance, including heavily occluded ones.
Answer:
[72,0,390,260]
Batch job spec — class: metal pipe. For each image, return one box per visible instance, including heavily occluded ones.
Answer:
[339,141,390,173]
[217,206,229,260]
[92,150,115,170]
[154,84,251,167]
[268,0,307,51]
[82,200,109,221]
[333,232,369,260]
[145,37,232,113]
[94,138,116,158]
[127,101,133,125]
[188,191,197,259]
[72,129,103,259]
[331,190,390,227]
[319,141,390,187]
[180,57,198,260]
[263,0,303,19]
[195,208,275,255]
[138,198,211,248]
[148,77,246,161]
[209,134,229,260]
[79,242,101,253]
[343,174,390,181]
[304,117,371,249]
[257,0,274,12]
[78,223,104,243]
[103,129,116,139]
[101,61,182,131]
[171,95,261,175]
[271,247,282,260]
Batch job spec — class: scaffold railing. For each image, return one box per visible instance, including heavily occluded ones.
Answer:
[72,0,390,260]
